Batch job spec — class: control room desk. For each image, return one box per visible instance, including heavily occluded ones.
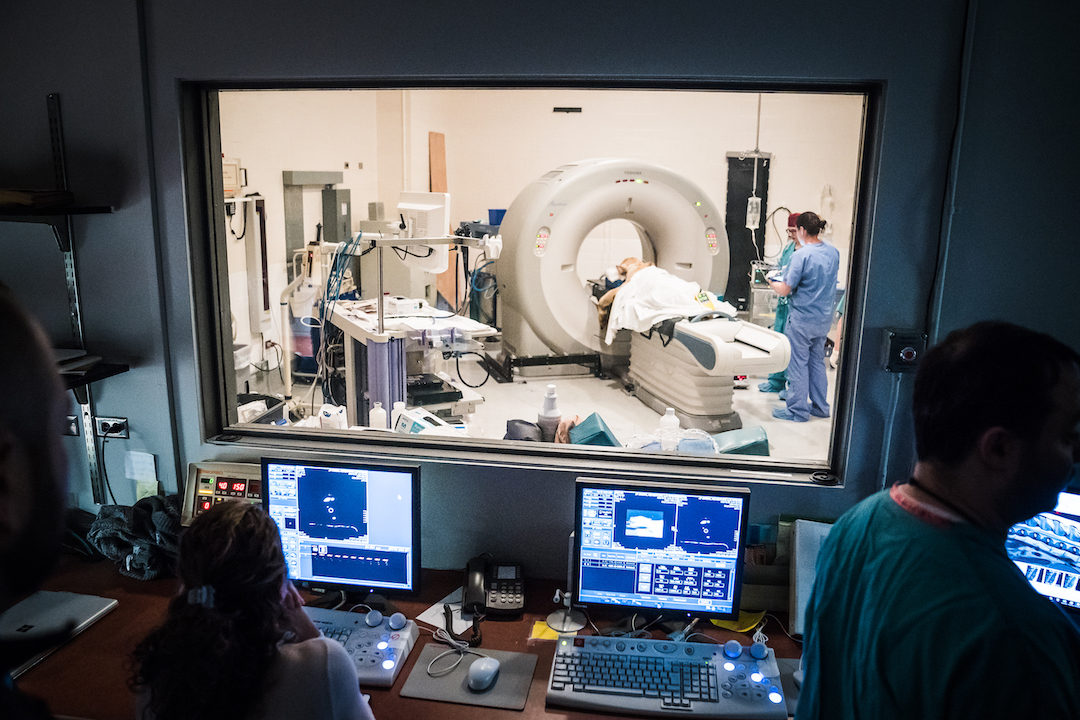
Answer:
[17,555,801,720]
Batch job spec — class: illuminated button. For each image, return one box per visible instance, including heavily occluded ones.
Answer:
[382,659,395,670]
[750,672,763,683]
[769,691,783,704]
[377,641,388,650]
[723,662,735,672]
[534,227,551,257]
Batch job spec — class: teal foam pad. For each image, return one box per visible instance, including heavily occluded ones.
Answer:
[712,425,770,456]
[399,643,539,710]
[568,412,622,447]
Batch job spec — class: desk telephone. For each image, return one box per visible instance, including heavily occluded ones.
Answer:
[463,554,525,616]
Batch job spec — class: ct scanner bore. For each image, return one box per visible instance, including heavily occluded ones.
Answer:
[496,158,727,360]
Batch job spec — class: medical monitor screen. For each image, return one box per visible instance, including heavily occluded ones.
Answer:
[1007,487,1080,612]
[574,477,749,620]
[262,458,420,595]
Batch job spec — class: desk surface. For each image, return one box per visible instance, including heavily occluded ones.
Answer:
[17,555,801,720]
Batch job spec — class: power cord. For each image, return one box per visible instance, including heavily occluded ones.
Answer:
[98,426,121,505]
[426,606,489,677]
[763,612,803,645]
[454,351,491,388]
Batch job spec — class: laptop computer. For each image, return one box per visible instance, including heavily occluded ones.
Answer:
[0,590,118,678]
[1006,486,1080,617]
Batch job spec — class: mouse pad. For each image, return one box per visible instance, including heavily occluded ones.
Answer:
[399,643,539,710]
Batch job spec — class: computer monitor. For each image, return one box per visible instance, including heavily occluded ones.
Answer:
[1007,486,1080,612]
[262,457,421,598]
[573,477,750,621]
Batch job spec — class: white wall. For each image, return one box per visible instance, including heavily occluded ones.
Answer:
[219,88,864,318]
[416,89,862,280]
[219,90,381,352]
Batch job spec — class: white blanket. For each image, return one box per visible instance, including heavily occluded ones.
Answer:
[605,266,737,344]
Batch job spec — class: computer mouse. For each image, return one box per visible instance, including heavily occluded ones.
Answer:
[467,656,500,691]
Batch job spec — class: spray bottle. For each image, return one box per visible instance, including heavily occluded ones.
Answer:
[537,384,562,442]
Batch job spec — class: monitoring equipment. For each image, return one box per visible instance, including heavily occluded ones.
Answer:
[572,477,750,621]
[181,462,263,526]
[262,457,421,599]
[550,478,786,717]
[1007,486,1080,613]
[397,191,451,273]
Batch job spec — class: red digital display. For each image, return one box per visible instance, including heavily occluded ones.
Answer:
[231,481,246,493]
[217,480,229,491]
[200,500,212,511]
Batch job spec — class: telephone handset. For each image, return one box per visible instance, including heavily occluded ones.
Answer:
[463,554,525,616]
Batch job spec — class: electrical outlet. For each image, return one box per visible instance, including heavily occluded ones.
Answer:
[65,415,80,436]
[95,417,129,438]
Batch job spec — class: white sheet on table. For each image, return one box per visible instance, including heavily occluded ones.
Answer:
[605,266,736,343]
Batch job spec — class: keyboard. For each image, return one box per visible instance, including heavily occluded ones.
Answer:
[546,635,787,719]
[304,606,418,687]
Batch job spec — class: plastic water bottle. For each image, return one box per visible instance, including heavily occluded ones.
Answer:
[537,384,562,442]
[368,401,387,429]
[658,408,680,451]
[660,408,680,429]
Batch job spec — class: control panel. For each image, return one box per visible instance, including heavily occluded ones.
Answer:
[181,462,263,526]
[304,606,419,687]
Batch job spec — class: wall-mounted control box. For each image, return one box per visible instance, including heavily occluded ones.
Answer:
[883,330,927,373]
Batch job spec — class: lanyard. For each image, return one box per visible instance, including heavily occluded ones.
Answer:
[906,477,981,527]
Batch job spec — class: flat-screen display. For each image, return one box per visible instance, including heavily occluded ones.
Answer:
[1007,486,1080,612]
[574,477,750,620]
[262,457,420,595]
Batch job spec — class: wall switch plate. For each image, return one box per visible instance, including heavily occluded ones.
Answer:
[65,415,80,436]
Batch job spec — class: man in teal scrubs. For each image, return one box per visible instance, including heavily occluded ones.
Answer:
[797,321,1080,719]
[758,212,799,394]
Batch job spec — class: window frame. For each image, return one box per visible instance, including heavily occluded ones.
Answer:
[180,77,881,484]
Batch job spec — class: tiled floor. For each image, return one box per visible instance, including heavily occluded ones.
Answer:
[244,349,838,464]
[442,356,837,463]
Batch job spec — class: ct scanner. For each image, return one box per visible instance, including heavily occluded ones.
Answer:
[496,158,790,432]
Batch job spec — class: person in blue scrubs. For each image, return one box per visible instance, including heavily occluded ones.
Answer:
[758,212,800,394]
[767,212,839,422]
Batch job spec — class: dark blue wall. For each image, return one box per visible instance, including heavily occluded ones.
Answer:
[2,0,1073,577]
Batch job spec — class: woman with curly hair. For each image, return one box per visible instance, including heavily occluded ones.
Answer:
[131,501,375,720]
